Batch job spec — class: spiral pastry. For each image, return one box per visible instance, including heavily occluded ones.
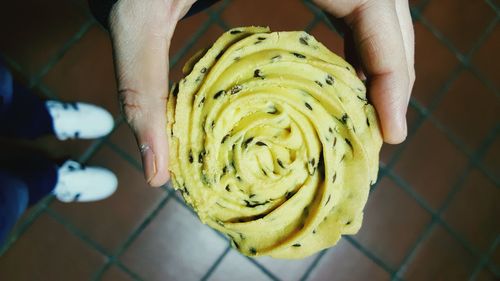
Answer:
[167,26,382,259]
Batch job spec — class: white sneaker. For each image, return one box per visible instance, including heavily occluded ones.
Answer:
[45,100,114,140]
[54,160,118,203]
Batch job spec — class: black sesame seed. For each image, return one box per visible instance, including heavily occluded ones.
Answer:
[198,97,205,107]
[222,165,228,174]
[213,90,224,99]
[292,243,302,247]
[315,80,323,87]
[271,55,282,62]
[257,36,266,40]
[292,52,306,59]
[216,50,225,60]
[345,138,353,149]
[225,185,231,192]
[325,75,334,85]
[340,114,348,124]
[333,137,337,147]
[200,67,207,73]
[236,176,242,181]
[366,118,371,127]
[231,85,242,95]
[310,158,316,166]
[221,134,230,144]
[325,194,331,205]
[328,127,333,133]
[249,194,256,198]
[346,221,352,225]
[262,169,267,176]
[211,120,215,129]
[256,141,267,146]
[313,229,317,234]
[305,102,313,110]
[299,37,309,45]
[172,83,179,97]
[188,150,193,163]
[234,56,240,61]
[285,191,295,199]
[244,137,254,148]
[277,159,285,169]
[267,106,278,114]
[198,150,205,164]
[230,30,242,34]
[332,173,337,183]
[249,247,257,255]
[254,69,264,78]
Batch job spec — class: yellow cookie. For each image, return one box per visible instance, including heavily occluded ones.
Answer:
[167,26,382,259]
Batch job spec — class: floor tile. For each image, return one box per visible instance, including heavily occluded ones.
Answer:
[107,122,142,167]
[221,0,314,32]
[208,250,272,281]
[492,244,500,268]
[0,0,89,78]
[0,213,105,280]
[393,120,468,209]
[472,23,500,93]
[309,22,344,57]
[50,145,165,253]
[443,170,500,251]
[354,177,431,268]
[170,24,226,83]
[423,0,496,54]
[476,268,499,281]
[402,225,479,281]
[42,25,119,117]
[120,199,227,281]
[433,70,499,151]
[101,265,134,281]
[306,239,390,281]
[482,132,499,181]
[255,252,318,281]
[412,22,459,107]
[171,10,210,57]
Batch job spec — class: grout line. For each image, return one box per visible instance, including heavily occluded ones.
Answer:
[92,191,172,279]
[0,53,23,74]
[169,0,230,69]
[29,19,95,88]
[485,0,500,14]
[105,140,142,171]
[344,236,397,276]
[244,257,282,281]
[299,249,328,281]
[469,236,500,280]
[44,207,111,257]
[115,260,146,281]
[199,245,231,281]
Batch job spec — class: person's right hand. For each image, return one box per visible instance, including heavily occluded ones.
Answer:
[109,0,196,187]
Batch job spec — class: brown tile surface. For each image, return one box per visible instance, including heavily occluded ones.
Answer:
[256,252,318,281]
[101,266,134,281]
[473,24,500,91]
[171,10,210,56]
[476,269,499,281]
[307,239,390,281]
[354,177,432,268]
[50,145,165,253]
[0,0,88,78]
[433,70,499,151]
[393,120,468,208]
[443,170,500,251]
[309,22,344,57]
[412,22,459,107]
[402,225,479,281]
[423,0,496,53]
[482,135,499,180]
[42,25,119,117]
[107,122,141,166]
[170,24,226,83]
[0,214,105,280]
[120,199,227,281]
[221,0,314,32]
[380,106,421,165]
[208,250,272,281]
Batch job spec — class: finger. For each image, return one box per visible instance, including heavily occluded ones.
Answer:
[344,0,411,144]
[110,1,178,187]
[395,0,416,102]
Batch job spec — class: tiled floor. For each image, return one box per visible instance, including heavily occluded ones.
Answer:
[0,0,499,280]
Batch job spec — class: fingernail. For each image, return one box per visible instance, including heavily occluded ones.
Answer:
[140,144,157,184]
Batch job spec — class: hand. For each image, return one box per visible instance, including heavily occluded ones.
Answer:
[109,0,196,186]
[313,0,415,144]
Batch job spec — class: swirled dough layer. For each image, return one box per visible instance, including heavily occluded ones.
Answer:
[167,26,382,259]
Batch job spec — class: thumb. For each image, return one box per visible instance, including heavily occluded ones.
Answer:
[110,0,180,187]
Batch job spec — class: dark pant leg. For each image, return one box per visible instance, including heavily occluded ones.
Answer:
[0,171,29,247]
[0,62,54,139]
